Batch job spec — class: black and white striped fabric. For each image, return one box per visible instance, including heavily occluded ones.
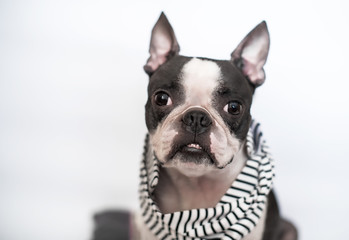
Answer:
[139,120,275,240]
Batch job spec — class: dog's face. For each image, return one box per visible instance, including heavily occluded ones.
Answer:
[144,13,269,177]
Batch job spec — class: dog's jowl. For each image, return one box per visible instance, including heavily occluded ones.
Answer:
[134,13,298,240]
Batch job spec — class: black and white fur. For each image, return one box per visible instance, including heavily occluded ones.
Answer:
[133,13,297,240]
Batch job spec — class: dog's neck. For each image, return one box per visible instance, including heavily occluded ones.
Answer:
[153,142,248,214]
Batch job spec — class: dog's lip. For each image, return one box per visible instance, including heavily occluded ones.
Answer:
[181,144,204,154]
[167,141,218,165]
[168,142,207,159]
[176,143,217,164]
[186,143,202,150]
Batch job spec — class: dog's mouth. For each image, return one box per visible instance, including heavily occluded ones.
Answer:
[184,143,202,151]
[168,142,216,165]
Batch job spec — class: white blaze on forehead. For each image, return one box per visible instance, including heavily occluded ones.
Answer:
[181,58,221,105]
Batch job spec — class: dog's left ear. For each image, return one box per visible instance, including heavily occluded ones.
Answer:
[231,21,270,87]
[144,12,180,75]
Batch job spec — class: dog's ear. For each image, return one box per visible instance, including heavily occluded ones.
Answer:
[144,12,180,75]
[231,21,270,87]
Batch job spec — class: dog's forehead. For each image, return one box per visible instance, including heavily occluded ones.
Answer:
[180,58,251,105]
[148,55,252,103]
[181,58,221,105]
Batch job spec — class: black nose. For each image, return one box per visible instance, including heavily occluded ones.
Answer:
[182,110,212,134]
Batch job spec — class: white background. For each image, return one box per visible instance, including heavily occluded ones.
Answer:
[1,0,349,239]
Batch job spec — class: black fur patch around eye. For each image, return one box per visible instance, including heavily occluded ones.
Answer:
[211,60,254,140]
[145,56,191,131]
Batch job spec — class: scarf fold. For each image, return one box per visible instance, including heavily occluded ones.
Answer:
[139,120,275,240]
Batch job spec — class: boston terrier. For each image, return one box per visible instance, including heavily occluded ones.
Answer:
[131,13,298,240]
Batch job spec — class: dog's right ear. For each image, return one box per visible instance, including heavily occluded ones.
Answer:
[144,12,180,75]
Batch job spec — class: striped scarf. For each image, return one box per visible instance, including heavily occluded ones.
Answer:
[139,121,275,240]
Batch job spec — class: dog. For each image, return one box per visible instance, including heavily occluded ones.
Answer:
[130,13,298,240]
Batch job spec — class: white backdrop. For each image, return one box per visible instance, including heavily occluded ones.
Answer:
[1,0,349,239]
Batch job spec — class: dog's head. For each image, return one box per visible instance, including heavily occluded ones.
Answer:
[144,13,270,177]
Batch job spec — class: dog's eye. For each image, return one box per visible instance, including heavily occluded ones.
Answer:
[154,92,172,106]
[224,101,242,115]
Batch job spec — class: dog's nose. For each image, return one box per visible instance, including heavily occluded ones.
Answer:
[182,110,212,134]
